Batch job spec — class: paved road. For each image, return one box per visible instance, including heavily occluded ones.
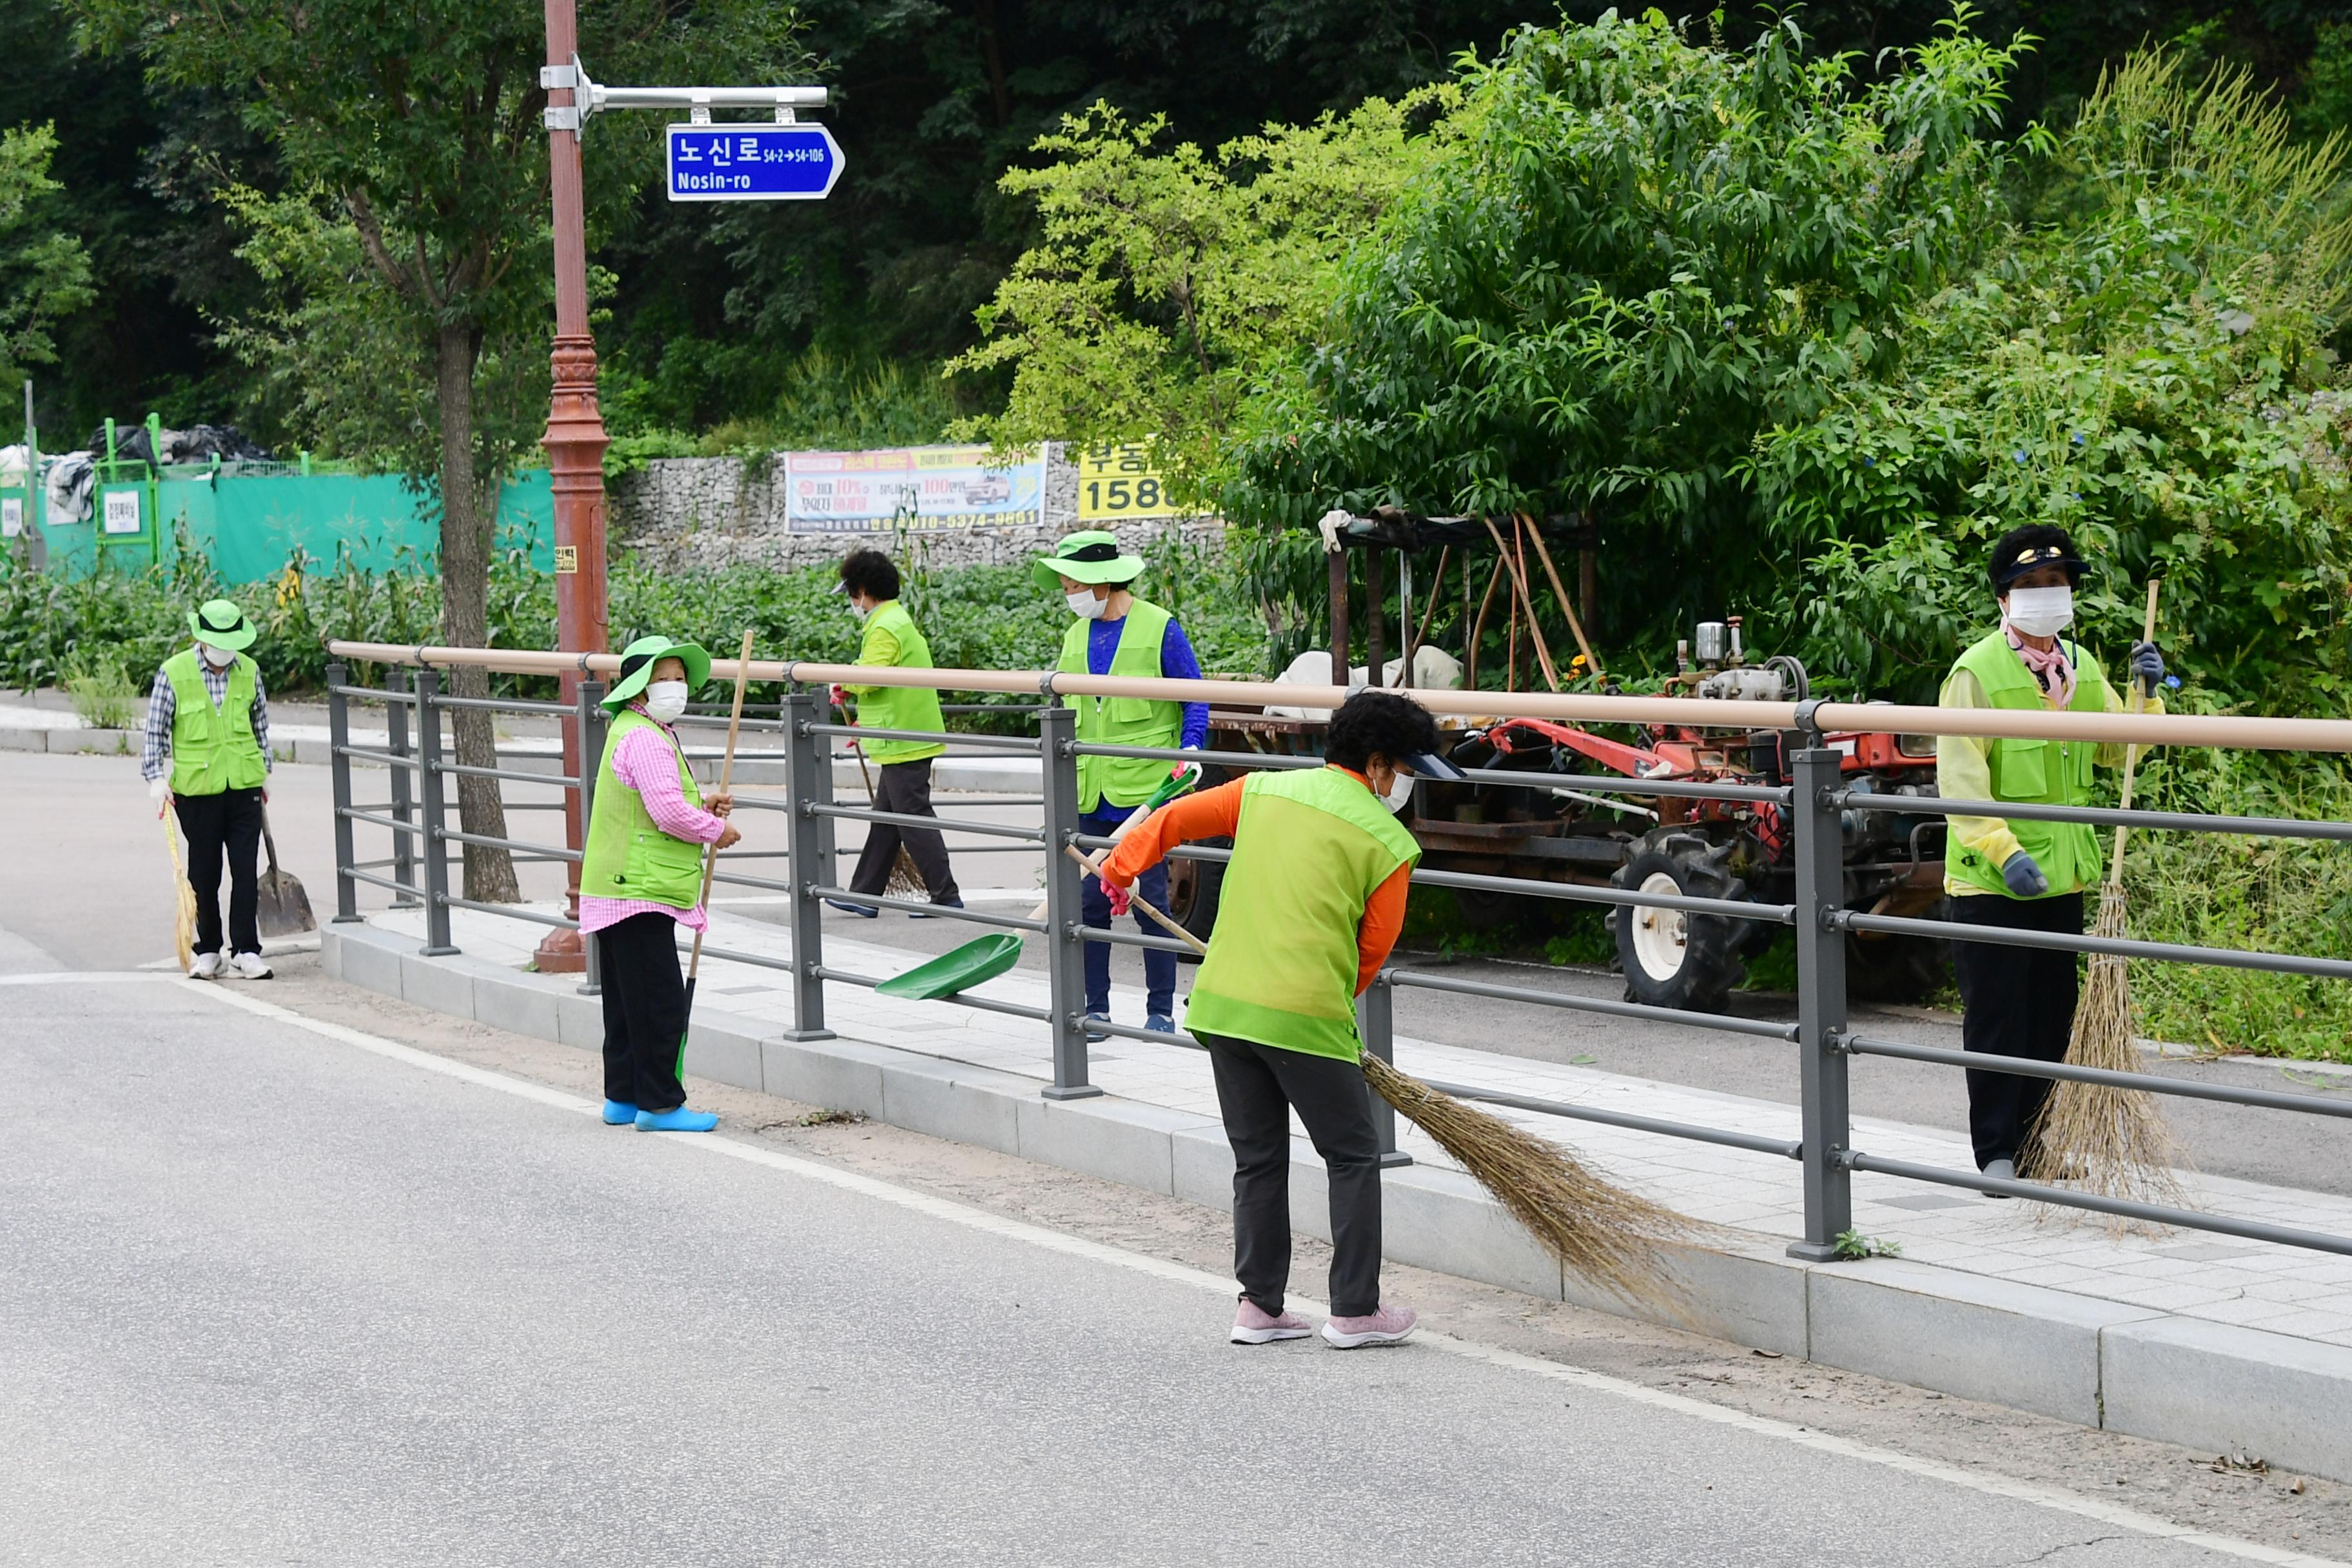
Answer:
[2,974,2281,1567]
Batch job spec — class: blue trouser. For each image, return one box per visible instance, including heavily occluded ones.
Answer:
[1080,803,1175,1017]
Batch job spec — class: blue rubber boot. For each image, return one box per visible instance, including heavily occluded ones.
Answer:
[602,1099,640,1126]
[635,1105,720,1133]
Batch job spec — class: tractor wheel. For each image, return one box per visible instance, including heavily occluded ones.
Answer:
[1847,931,1951,1004]
[1609,831,1749,1013]
[1164,838,1230,963]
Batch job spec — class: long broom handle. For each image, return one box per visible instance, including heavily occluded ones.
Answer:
[687,629,757,985]
[2106,580,2162,886]
[1065,845,1209,957]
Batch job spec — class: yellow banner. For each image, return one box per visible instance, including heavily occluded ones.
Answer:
[1075,441,1176,520]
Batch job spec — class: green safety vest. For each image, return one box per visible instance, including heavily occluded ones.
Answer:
[581,709,709,908]
[1945,629,2107,899]
[163,648,268,797]
[1186,767,1422,1061]
[1057,597,1181,811]
[852,600,947,766]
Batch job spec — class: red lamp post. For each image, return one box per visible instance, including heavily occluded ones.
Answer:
[535,0,610,974]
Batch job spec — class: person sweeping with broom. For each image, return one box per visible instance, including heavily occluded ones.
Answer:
[142,598,275,981]
[826,547,963,918]
[580,636,739,1133]
[1098,690,1449,1348]
[1938,525,2166,1191]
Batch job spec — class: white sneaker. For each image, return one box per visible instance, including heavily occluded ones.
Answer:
[229,952,274,981]
[188,951,224,981]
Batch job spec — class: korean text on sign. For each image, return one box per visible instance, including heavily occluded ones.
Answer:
[1077,441,1177,520]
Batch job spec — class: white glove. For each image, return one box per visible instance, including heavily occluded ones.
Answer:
[148,777,168,803]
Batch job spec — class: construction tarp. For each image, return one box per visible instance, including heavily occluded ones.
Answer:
[157,470,554,582]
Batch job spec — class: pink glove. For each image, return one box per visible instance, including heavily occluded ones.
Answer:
[1105,879,1133,919]
[829,684,848,710]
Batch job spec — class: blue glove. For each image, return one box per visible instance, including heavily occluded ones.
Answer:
[2002,851,2050,899]
[2130,641,2164,695]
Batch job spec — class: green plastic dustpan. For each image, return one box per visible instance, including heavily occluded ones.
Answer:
[874,932,1025,1000]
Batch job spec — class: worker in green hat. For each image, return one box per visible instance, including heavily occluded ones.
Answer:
[1033,529,1209,1037]
[142,598,275,980]
[578,634,739,1133]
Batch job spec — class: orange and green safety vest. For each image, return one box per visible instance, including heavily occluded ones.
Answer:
[1184,767,1422,1060]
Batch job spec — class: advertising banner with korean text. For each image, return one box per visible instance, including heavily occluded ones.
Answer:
[784,446,1046,533]
[1075,441,1178,521]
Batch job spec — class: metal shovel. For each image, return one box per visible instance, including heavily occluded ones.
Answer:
[255,812,316,939]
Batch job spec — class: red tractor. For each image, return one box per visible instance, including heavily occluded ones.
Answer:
[1190,615,1951,1013]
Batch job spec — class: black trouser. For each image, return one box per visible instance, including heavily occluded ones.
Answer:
[1200,1029,1384,1318]
[595,912,689,1113]
[848,758,961,905]
[174,786,264,956]
[1950,891,2084,1170]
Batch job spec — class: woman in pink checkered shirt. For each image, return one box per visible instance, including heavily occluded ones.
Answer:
[579,636,739,1133]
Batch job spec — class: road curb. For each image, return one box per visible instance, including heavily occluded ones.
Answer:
[323,921,2352,1482]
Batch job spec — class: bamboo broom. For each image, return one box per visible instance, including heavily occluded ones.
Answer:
[161,806,198,974]
[1064,843,1697,1307]
[2023,581,2186,1217]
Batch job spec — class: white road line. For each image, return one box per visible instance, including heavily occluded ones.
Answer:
[48,970,2342,1568]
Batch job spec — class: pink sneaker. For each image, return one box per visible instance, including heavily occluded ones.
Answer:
[1230,1300,1313,1344]
[1322,1304,1417,1348]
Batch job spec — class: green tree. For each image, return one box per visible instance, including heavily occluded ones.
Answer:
[1227,10,2030,664]
[0,122,93,398]
[69,0,805,899]
[948,95,1447,502]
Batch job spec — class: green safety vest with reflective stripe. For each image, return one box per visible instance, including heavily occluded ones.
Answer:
[1057,597,1179,811]
[1184,767,1422,1061]
[163,648,267,797]
[853,600,947,765]
[1945,629,2106,899]
[581,709,708,908]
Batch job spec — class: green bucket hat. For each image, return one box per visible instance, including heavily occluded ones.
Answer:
[603,634,712,712]
[187,598,258,652]
[1031,529,1144,593]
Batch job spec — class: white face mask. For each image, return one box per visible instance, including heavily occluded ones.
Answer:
[643,681,690,724]
[1066,590,1106,620]
[2004,585,2075,638]
[1380,768,1416,814]
[848,597,870,620]
[201,643,237,668]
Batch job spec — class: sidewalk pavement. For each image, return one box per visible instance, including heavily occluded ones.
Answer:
[325,899,2352,1480]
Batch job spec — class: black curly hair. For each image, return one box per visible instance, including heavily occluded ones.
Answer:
[839,548,901,602]
[1325,689,1440,772]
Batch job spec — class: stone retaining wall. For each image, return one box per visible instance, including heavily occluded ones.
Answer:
[608,443,1226,573]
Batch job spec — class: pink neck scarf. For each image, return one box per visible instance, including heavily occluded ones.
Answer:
[2003,623,2076,710]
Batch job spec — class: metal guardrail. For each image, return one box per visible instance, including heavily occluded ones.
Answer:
[322,642,2352,1264]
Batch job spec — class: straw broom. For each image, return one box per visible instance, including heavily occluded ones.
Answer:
[161,805,198,973]
[1065,844,1697,1308]
[835,688,925,897]
[2023,582,2186,1215]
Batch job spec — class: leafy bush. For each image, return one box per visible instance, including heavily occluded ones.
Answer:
[61,647,137,729]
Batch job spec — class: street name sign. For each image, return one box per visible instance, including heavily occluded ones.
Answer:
[666,122,844,201]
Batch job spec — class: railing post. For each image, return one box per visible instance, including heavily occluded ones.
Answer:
[1787,734,1852,1260]
[386,667,416,904]
[577,679,606,997]
[326,660,360,923]
[1039,700,1101,1099]
[414,669,458,956]
[779,687,834,1041]
[1359,971,1412,1168]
